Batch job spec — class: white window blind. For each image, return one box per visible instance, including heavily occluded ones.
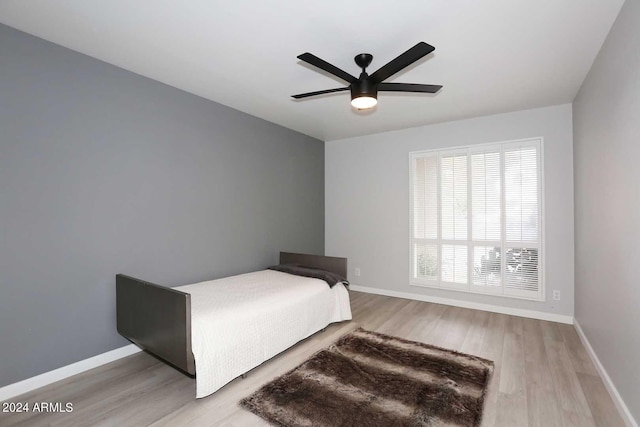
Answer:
[410,138,543,301]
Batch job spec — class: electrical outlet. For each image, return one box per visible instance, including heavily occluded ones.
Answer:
[553,290,561,301]
[355,267,361,277]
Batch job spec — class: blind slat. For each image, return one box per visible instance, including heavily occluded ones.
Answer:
[441,155,468,241]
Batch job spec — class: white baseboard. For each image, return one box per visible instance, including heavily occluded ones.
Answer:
[574,321,638,427]
[0,344,141,402]
[349,285,574,324]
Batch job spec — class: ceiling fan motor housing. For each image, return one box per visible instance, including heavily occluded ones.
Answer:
[351,78,378,101]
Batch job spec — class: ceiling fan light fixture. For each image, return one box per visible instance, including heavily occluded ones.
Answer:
[350,78,378,110]
[351,95,377,110]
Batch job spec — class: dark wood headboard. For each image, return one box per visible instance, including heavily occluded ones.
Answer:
[280,252,347,278]
[116,274,195,375]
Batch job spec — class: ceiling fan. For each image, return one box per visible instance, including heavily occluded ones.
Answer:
[292,42,442,110]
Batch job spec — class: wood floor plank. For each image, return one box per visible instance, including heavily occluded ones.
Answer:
[419,305,463,347]
[376,300,423,337]
[522,318,563,427]
[349,291,375,312]
[404,301,448,343]
[440,305,477,351]
[215,408,271,427]
[460,309,489,357]
[499,317,525,395]
[354,295,412,331]
[577,373,626,427]
[479,313,507,427]
[556,323,599,377]
[543,330,595,422]
[496,316,527,425]
[0,291,625,427]
[522,319,546,364]
[561,410,597,427]
[524,364,564,427]
[540,318,565,343]
[494,392,528,427]
[481,313,508,361]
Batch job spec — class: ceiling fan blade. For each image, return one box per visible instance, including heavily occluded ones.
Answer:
[291,87,350,99]
[378,82,442,93]
[369,42,435,83]
[297,53,358,84]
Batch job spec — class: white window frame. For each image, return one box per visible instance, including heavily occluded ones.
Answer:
[409,137,545,301]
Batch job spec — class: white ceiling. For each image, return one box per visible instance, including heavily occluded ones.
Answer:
[0,0,624,141]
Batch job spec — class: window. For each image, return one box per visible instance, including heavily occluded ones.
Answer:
[410,138,543,300]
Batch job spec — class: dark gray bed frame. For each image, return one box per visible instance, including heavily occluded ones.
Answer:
[116,252,347,376]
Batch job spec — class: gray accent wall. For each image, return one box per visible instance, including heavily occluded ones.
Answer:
[573,0,640,421]
[326,104,574,317]
[0,24,324,387]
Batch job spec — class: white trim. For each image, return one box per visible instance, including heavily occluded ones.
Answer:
[0,344,141,402]
[574,321,639,427]
[409,136,545,157]
[350,284,573,324]
[409,280,545,302]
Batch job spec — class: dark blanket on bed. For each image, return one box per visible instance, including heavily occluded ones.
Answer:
[268,264,349,288]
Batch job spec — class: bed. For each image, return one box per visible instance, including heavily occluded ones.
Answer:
[116,252,352,398]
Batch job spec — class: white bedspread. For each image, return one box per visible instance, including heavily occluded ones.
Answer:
[176,270,352,398]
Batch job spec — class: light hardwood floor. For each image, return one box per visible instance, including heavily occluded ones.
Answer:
[0,292,625,427]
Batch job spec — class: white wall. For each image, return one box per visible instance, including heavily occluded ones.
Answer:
[326,104,574,317]
[573,0,640,421]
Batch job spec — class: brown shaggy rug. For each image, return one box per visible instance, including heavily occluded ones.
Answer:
[240,328,494,427]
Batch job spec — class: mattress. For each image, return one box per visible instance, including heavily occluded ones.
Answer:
[176,269,352,398]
